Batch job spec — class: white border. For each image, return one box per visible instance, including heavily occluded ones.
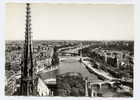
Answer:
[4,0,136,4]
[0,0,139,100]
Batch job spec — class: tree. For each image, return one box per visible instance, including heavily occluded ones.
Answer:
[52,46,59,66]
[57,72,85,96]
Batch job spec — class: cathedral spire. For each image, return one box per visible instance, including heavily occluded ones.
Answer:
[20,3,37,96]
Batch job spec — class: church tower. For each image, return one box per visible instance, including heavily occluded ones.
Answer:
[20,3,37,96]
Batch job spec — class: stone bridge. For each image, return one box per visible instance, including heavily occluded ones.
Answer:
[88,79,121,97]
[89,80,118,89]
[37,66,58,74]
[59,56,82,62]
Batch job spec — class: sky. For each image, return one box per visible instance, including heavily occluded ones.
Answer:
[5,3,134,40]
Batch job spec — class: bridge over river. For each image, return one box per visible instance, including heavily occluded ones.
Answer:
[57,56,132,97]
[36,55,132,97]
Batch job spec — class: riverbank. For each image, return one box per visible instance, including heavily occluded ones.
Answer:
[81,58,115,80]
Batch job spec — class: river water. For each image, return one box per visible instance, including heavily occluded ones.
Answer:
[58,59,102,83]
[57,56,132,97]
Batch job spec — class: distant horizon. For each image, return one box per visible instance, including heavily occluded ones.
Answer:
[5,39,134,41]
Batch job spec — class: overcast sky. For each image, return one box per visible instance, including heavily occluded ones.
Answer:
[5,3,134,40]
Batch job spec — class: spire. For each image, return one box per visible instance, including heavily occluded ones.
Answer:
[20,3,37,96]
[25,3,32,45]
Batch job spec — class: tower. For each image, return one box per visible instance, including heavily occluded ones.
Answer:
[20,3,37,96]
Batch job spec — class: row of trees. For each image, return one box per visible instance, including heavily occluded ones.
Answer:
[57,72,85,96]
[51,46,59,66]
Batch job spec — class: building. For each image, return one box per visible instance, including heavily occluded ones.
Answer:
[20,3,38,96]
[37,77,50,96]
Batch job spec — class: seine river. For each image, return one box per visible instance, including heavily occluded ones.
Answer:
[58,59,102,83]
[57,56,131,97]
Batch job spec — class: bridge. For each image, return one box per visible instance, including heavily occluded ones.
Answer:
[59,56,81,62]
[58,44,90,52]
[87,78,132,97]
[37,66,58,74]
[89,80,118,89]
[87,80,118,97]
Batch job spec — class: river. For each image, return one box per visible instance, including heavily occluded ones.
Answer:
[58,57,102,83]
[57,56,132,97]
